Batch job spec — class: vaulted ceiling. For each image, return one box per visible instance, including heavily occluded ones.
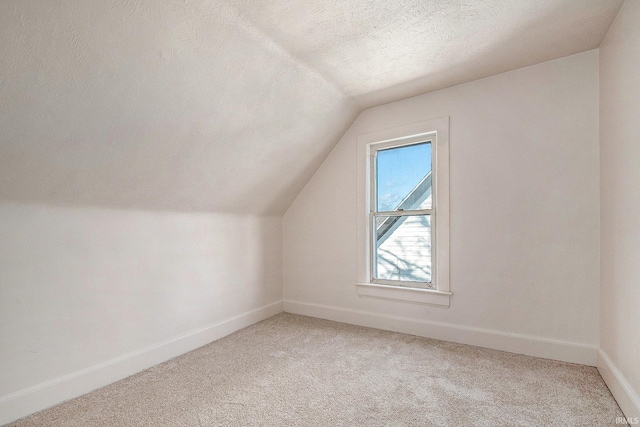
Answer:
[0,0,623,214]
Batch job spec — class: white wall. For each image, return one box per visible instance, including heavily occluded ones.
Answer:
[598,0,640,419]
[284,50,600,365]
[0,202,282,423]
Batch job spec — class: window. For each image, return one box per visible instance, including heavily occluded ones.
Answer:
[356,117,450,307]
[371,140,434,287]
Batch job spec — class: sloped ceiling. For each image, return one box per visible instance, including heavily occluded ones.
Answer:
[0,0,623,214]
[231,0,623,107]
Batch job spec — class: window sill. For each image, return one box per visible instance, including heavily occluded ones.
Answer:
[355,283,451,307]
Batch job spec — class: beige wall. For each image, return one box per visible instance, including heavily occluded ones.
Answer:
[0,202,282,423]
[599,0,640,419]
[284,50,600,363]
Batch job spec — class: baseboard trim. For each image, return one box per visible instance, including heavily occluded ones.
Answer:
[0,301,283,426]
[283,300,597,366]
[598,349,640,420]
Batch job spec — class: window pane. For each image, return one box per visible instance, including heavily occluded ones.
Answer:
[376,142,432,211]
[374,214,432,286]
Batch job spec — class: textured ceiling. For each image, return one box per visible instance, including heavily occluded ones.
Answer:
[0,0,623,214]
[230,0,623,107]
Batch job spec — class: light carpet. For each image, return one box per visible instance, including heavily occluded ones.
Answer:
[9,313,622,426]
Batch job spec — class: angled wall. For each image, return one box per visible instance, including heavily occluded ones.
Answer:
[284,51,600,365]
[598,0,640,419]
[0,0,357,215]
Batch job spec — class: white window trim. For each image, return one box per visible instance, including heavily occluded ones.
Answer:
[356,117,451,307]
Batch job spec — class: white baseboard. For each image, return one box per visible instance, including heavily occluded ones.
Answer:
[283,300,597,366]
[598,349,640,420]
[0,301,283,426]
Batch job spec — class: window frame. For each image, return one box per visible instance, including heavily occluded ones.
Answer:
[369,136,435,288]
[356,117,451,307]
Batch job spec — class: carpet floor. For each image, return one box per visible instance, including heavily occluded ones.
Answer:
[9,313,622,426]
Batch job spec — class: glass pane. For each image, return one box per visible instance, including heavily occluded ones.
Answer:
[374,214,432,286]
[376,142,432,211]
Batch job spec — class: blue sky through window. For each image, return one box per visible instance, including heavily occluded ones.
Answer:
[376,142,431,211]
